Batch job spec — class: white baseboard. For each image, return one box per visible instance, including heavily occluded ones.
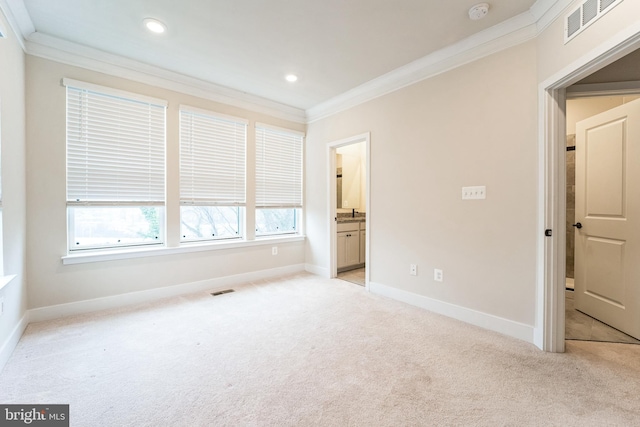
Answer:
[28,264,306,323]
[305,263,330,278]
[369,281,534,344]
[0,313,28,373]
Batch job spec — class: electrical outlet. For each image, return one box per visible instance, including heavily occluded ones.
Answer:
[272,246,278,255]
[410,264,417,276]
[434,269,443,282]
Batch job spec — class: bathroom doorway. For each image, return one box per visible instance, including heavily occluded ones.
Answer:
[541,35,640,352]
[328,133,370,288]
[564,93,640,345]
[562,47,640,345]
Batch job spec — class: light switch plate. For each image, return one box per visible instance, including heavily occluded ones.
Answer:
[462,186,486,200]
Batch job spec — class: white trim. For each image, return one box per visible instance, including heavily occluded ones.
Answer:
[62,235,305,265]
[307,11,540,122]
[3,0,567,125]
[369,281,534,344]
[62,77,168,107]
[537,19,640,352]
[0,0,29,50]
[25,32,307,124]
[179,105,249,125]
[535,0,574,35]
[307,0,574,123]
[566,81,640,98]
[29,264,306,323]
[254,122,305,137]
[305,264,330,278]
[0,313,28,373]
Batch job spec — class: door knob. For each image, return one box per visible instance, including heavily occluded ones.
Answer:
[572,222,582,229]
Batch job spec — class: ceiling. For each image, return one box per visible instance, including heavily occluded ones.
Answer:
[10,0,539,111]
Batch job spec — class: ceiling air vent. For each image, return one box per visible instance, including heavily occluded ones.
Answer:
[567,9,581,39]
[564,0,624,44]
[582,0,598,25]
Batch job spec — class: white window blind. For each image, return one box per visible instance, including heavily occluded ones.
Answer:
[255,124,303,208]
[65,80,166,205]
[180,107,247,205]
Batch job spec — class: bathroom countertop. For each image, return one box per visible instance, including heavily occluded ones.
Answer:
[336,214,366,224]
[337,218,365,223]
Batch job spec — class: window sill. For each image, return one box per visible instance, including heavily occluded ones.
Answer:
[61,235,306,265]
[0,274,18,291]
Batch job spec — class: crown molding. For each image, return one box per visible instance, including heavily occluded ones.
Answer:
[306,0,571,123]
[533,0,573,34]
[25,33,307,123]
[306,11,539,122]
[2,0,306,123]
[0,0,31,50]
[3,0,571,125]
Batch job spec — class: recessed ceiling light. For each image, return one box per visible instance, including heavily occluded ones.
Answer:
[468,3,490,20]
[285,74,298,83]
[143,18,167,34]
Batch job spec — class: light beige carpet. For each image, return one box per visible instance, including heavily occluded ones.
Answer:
[1,272,640,426]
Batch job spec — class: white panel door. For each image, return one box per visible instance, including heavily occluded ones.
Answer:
[574,98,640,339]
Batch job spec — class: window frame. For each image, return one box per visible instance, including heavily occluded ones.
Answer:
[254,123,304,237]
[64,79,167,252]
[178,106,248,243]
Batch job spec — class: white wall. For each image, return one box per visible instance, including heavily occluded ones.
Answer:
[0,9,27,366]
[306,41,539,327]
[25,56,305,310]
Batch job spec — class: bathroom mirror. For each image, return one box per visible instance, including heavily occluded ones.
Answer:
[336,151,361,210]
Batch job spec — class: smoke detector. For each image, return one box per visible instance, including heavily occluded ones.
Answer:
[469,3,490,20]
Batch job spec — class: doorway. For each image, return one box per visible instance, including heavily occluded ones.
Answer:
[540,35,640,352]
[328,133,370,289]
[564,94,640,345]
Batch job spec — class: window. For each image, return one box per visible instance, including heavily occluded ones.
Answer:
[179,107,246,242]
[65,79,166,251]
[255,124,303,236]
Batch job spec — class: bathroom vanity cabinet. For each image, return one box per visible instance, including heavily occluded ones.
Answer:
[337,221,365,271]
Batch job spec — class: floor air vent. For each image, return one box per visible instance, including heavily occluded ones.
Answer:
[564,0,623,44]
[211,289,235,296]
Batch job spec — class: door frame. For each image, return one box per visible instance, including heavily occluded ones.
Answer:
[328,133,371,288]
[538,29,640,352]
